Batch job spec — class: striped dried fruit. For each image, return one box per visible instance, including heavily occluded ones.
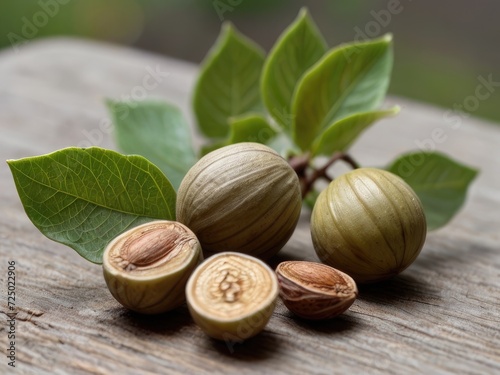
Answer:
[311,168,427,283]
[176,142,302,260]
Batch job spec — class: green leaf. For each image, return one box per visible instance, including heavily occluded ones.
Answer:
[261,8,327,131]
[228,113,276,144]
[199,114,276,156]
[107,100,196,190]
[313,106,399,156]
[193,22,265,139]
[292,34,393,151]
[387,152,478,230]
[7,147,176,263]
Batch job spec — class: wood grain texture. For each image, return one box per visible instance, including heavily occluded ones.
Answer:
[0,38,499,375]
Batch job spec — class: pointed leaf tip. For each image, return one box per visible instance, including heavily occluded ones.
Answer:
[261,8,327,131]
[298,7,309,17]
[194,22,265,139]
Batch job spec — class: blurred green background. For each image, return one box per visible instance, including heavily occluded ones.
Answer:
[1,0,498,123]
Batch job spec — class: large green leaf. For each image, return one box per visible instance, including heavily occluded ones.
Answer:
[108,100,196,190]
[200,114,276,156]
[7,147,176,263]
[193,22,265,139]
[292,34,393,151]
[387,152,478,230]
[313,107,399,156]
[261,8,327,131]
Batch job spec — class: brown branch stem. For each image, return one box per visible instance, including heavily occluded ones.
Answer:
[289,152,360,198]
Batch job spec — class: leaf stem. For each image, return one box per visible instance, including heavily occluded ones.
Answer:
[289,152,359,198]
[337,153,360,170]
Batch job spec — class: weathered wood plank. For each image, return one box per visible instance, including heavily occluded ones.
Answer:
[0,38,499,375]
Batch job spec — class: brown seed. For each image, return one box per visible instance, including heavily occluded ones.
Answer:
[276,261,358,320]
[119,227,181,271]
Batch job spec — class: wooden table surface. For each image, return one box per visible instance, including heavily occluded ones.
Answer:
[1,38,499,375]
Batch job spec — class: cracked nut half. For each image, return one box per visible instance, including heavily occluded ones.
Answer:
[186,252,278,341]
[103,220,203,314]
[276,261,358,320]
